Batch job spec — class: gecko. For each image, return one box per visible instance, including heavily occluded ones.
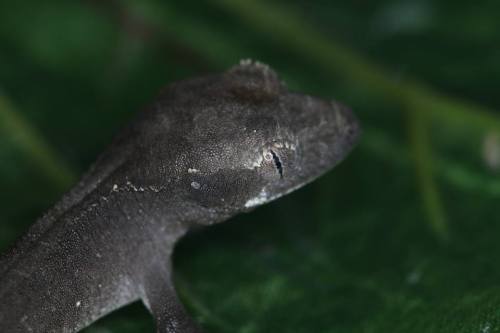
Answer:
[0,60,360,333]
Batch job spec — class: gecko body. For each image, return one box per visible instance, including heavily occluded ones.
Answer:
[0,61,360,332]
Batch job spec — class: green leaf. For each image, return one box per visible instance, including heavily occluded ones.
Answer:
[1,0,500,332]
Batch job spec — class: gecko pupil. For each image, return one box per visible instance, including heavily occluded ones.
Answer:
[269,149,283,178]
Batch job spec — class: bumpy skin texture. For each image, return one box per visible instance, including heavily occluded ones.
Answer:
[0,61,360,333]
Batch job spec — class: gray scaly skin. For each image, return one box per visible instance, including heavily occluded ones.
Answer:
[0,61,360,332]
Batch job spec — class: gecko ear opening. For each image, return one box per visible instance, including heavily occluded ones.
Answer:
[225,59,285,101]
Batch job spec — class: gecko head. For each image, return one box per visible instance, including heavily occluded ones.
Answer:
[140,60,360,223]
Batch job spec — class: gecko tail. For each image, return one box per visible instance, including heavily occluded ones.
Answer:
[142,268,204,333]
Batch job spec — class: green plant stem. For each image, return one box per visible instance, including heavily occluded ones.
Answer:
[211,0,500,133]
[362,128,500,198]
[0,94,75,190]
[407,108,449,241]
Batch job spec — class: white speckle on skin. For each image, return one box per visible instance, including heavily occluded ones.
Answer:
[188,168,200,174]
[245,190,269,208]
[249,154,264,169]
[76,301,81,308]
[244,149,265,170]
[273,142,284,148]
[126,181,138,192]
[149,185,161,193]
[273,141,296,151]
[191,181,201,190]
[112,184,119,192]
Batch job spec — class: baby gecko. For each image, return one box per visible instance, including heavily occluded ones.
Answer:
[0,60,360,332]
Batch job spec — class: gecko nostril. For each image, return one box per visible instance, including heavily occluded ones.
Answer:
[269,149,283,178]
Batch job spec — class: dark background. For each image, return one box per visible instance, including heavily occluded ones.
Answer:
[1,1,500,332]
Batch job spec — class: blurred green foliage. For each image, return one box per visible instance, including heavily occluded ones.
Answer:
[1,0,500,332]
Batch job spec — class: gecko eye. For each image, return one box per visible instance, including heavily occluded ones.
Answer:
[269,149,283,178]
